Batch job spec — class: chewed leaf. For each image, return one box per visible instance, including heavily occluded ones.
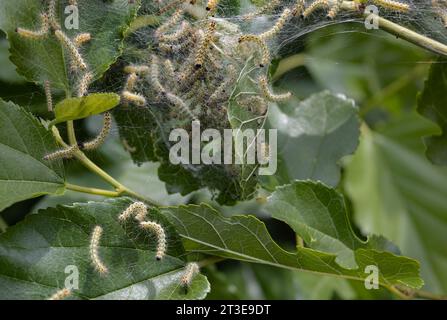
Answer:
[161,203,423,290]
[0,198,210,300]
[53,93,120,124]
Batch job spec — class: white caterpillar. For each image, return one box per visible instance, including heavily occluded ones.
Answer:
[48,288,71,300]
[90,226,108,275]
[82,112,112,151]
[180,262,200,287]
[259,75,292,101]
[119,202,148,222]
[54,30,87,71]
[140,221,167,261]
[260,9,292,40]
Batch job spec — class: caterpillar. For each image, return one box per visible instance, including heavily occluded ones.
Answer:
[260,8,292,40]
[258,142,270,163]
[238,34,270,67]
[124,73,138,91]
[44,80,53,112]
[292,0,306,16]
[90,226,108,275]
[139,221,167,261]
[118,202,148,222]
[159,21,191,43]
[48,0,61,30]
[82,112,112,151]
[432,0,447,27]
[206,0,219,15]
[327,0,343,19]
[371,0,410,12]
[123,65,150,74]
[73,33,91,47]
[237,95,268,116]
[43,144,78,161]
[48,288,71,300]
[122,91,147,106]
[155,8,184,39]
[207,65,237,105]
[242,0,280,21]
[54,30,87,71]
[259,75,292,101]
[302,0,329,18]
[180,262,200,288]
[166,92,197,120]
[194,21,216,69]
[150,54,166,94]
[164,59,176,82]
[77,71,93,97]
[16,13,49,39]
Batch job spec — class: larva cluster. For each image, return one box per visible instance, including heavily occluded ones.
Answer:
[48,288,71,300]
[90,226,108,275]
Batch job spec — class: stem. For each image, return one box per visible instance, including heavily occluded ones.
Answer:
[0,216,8,233]
[66,183,121,198]
[412,289,447,300]
[51,126,160,206]
[374,15,447,57]
[66,121,77,146]
[272,54,306,82]
[387,285,412,300]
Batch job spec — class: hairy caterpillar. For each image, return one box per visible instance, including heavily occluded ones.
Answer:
[139,221,167,261]
[159,21,191,43]
[371,0,410,12]
[206,0,219,15]
[238,34,270,67]
[180,262,200,287]
[432,0,447,27]
[194,21,217,69]
[302,0,329,18]
[292,0,306,16]
[90,226,108,275]
[260,8,292,40]
[237,95,268,116]
[207,65,237,105]
[327,0,343,19]
[118,202,148,222]
[82,112,112,151]
[166,92,197,120]
[48,288,71,300]
[155,8,184,39]
[16,13,49,39]
[44,80,53,112]
[48,0,61,30]
[124,65,150,74]
[150,54,166,94]
[259,75,292,101]
[73,33,91,47]
[242,0,280,20]
[54,30,87,71]
[43,144,79,161]
[124,73,138,91]
[122,91,146,106]
[77,71,93,97]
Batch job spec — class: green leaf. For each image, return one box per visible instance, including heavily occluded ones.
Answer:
[53,93,120,124]
[263,91,360,189]
[0,0,139,91]
[266,180,400,269]
[417,58,447,165]
[161,203,423,290]
[0,198,210,300]
[0,98,65,211]
[344,122,447,294]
